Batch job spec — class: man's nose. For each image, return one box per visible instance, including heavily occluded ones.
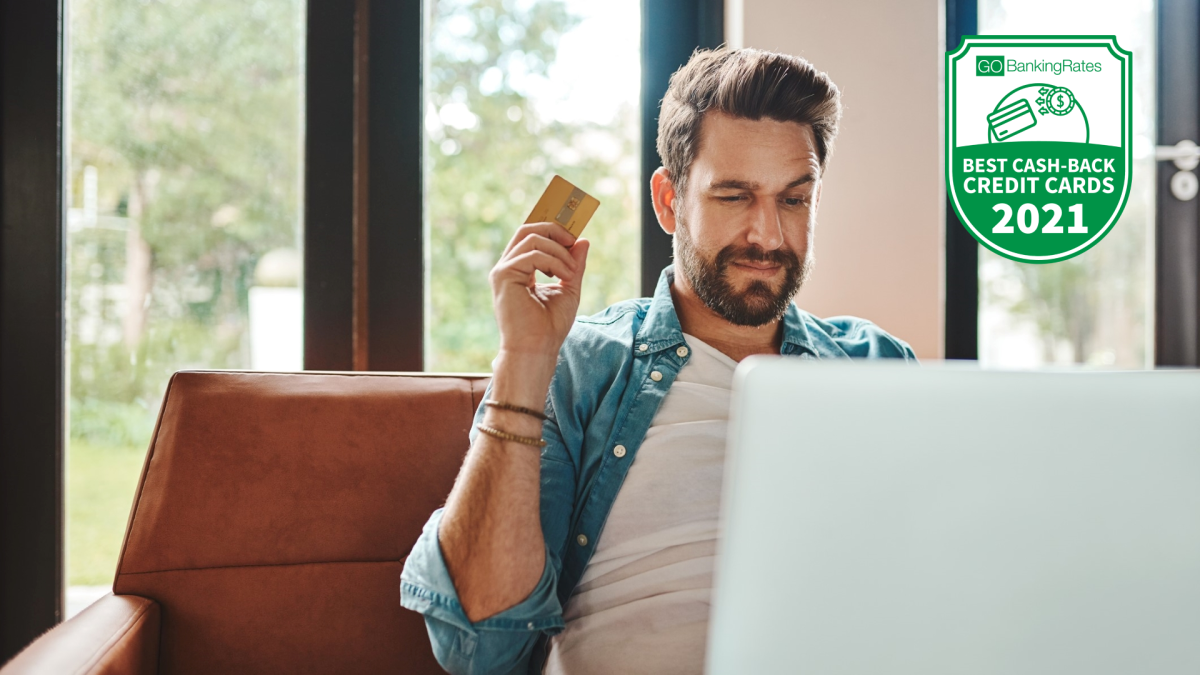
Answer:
[745,199,785,250]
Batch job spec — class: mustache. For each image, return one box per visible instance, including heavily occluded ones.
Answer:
[715,245,800,270]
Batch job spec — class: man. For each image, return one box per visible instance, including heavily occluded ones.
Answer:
[401,47,916,675]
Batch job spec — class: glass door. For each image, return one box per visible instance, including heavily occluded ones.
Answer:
[64,0,306,616]
[976,0,1158,368]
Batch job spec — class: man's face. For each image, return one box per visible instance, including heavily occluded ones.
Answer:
[670,112,820,327]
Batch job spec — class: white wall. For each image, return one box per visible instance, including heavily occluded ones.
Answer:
[735,0,945,359]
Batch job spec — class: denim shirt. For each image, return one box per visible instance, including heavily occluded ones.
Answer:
[400,265,916,675]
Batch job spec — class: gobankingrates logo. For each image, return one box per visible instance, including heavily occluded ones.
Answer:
[947,36,1132,263]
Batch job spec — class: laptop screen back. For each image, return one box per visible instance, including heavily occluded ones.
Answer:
[708,360,1200,675]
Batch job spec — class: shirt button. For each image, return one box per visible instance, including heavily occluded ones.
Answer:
[577,534,589,546]
[650,370,663,382]
[527,622,535,630]
[638,343,648,352]
[613,444,626,458]
[676,346,689,357]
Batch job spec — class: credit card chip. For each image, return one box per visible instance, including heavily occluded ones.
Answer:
[525,175,600,238]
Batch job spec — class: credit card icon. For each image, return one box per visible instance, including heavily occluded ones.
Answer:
[987,98,1037,141]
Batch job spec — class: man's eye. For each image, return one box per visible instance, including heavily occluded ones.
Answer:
[783,197,807,207]
[717,195,744,203]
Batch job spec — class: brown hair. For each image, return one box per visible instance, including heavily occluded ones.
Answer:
[656,47,842,196]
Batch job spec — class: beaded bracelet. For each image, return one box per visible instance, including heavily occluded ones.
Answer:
[484,399,548,421]
[476,424,548,449]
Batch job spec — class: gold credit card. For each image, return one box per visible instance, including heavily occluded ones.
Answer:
[524,175,600,238]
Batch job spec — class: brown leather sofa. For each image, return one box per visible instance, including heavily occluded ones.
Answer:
[2,370,487,674]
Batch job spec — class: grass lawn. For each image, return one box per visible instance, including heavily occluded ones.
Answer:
[67,440,148,586]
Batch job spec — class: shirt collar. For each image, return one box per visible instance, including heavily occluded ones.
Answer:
[634,264,817,357]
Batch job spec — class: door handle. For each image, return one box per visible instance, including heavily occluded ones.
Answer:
[1156,140,1199,201]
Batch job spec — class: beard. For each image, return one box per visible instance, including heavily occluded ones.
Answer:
[675,218,812,327]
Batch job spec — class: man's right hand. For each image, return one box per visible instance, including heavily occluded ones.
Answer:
[489,222,590,362]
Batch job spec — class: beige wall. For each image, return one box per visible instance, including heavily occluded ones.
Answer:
[734,0,945,359]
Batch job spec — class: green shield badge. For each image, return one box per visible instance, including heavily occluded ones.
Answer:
[947,36,1132,263]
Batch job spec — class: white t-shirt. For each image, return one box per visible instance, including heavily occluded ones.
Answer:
[544,333,737,675]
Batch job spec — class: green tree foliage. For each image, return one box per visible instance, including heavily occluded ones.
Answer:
[69,0,305,443]
[425,0,641,371]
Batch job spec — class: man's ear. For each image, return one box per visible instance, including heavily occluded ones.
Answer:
[651,167,679,235]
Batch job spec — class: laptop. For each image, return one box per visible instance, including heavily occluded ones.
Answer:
[707,359,1200,675]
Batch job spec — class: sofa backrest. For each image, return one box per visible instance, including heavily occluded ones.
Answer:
[113,371,488,674]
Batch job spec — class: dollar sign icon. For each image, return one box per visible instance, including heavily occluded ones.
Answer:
[1045,87,1076,116]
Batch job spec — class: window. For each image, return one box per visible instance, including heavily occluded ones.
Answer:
[976,0,1157,368]
[424,0,642,371]
[4,0,719,648]
[65,0,305,614]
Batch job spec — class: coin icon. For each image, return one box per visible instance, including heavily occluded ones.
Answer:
[1041,86,1076,116]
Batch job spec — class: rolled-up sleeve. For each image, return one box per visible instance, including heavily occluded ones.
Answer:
[400,509,565,675]
[400,378,577,675]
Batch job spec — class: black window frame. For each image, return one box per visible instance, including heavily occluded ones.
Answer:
[0,0,66,659]
[944,0,979,360]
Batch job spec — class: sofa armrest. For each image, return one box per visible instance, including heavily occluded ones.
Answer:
[1,594,159,675]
